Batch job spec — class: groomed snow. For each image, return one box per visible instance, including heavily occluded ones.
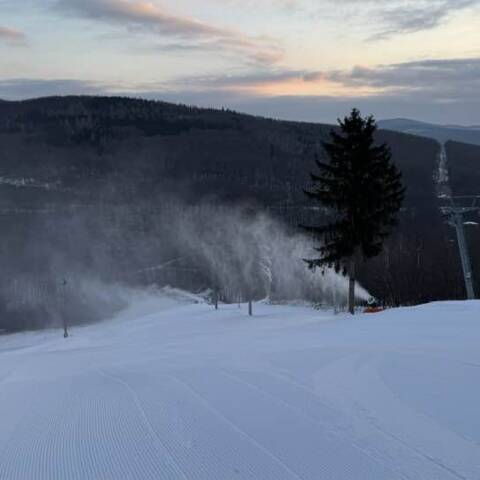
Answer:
[1,292,479,479]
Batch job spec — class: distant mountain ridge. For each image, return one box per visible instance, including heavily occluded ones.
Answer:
[379,118,480,146]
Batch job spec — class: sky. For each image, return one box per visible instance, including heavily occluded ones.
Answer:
[0,0,479,124]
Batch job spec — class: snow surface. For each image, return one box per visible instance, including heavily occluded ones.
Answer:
[1,291,480,479]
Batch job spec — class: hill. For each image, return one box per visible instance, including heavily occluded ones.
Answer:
[0,97,438,207]
[0,96,475,329]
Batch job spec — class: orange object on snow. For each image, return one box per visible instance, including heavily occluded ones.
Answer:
[364,306,384,314]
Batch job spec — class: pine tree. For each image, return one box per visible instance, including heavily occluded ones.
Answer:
[302,109,405,314]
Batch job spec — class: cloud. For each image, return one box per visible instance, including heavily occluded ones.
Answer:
[213,0,480,41]
[174,56,480,99]
[2,80,478,125]
[1,56,479,124]
[211,0,304,12]
[331,58,480,99]
[0,26,27,45]
[5,55,478,103]
[168,70,309,89]
[131,56,480,123]
[369,0,478,40]
[54,0,283,64]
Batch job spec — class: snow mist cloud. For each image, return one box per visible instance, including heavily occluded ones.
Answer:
[0,197,369,333]
[165,203,370,305]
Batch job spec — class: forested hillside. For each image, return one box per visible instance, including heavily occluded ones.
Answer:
[0,96,477,330]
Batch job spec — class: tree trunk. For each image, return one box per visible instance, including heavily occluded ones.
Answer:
[348,258,356,315]
[248,300,253,316]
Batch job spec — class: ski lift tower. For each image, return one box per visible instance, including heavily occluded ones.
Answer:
[440,196,480,300]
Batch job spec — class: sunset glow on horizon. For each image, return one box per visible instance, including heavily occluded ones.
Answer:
[0,0,479,123]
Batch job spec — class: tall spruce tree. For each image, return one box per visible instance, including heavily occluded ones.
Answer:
[303,109,405,314]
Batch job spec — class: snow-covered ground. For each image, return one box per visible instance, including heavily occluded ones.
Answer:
[1,292,480,479]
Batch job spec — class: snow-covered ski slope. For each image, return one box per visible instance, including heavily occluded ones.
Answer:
[1,292,480,480]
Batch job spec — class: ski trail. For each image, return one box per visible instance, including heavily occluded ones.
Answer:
[309,352,479,480]
[1,297,480,478]
[0,376,96,480]
[105,364,308,479]
[170,374,306,480]
[220,369,412,480]
[85,374,169,480]
[225,367,470,480]
[96,368,189,480]
[0,371,189,479]
[436,142,452,199]
[81,375,170,480]
[174,370,401,480]
[362,413,467,480]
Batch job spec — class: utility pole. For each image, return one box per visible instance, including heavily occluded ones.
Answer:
[213,285,219,310]
[61,278,69,338]
[441,196,480,300]
[333,287,338,315]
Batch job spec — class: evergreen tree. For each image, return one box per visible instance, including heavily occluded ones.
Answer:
[302,109,405,314]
